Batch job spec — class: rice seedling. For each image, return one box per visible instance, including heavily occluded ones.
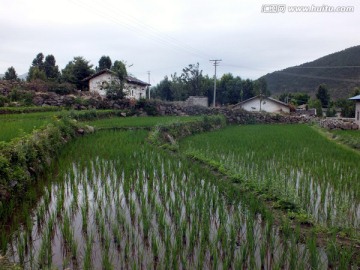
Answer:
[180,124,360,231]
[0,124,356,269]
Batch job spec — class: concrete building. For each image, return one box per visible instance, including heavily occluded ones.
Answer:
[83,69,150,100]
[349,94,360,128]
[233,95,290,114]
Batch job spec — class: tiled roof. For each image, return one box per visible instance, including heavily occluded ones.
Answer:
[82,69,150,86]
[349,94,360,100]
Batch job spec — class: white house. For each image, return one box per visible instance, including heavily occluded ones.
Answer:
[233,95,290,114]
[83,69,150,100]
[349,94,360,128]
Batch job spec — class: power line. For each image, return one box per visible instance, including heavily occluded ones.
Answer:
[70,0,211,60]
[210,59,222,107]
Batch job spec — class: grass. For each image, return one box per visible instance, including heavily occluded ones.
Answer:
[0,111,61,142]
[84,115,202,129]
[0,109,201,142]
[330,129,360,150]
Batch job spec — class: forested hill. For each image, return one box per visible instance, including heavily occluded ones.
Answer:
[261,45,360,99]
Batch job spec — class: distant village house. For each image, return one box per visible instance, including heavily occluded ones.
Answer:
[83,69,150,100]
[233,95,290,114]
[349,94,360,128]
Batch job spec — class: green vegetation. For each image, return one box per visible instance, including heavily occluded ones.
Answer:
[263,45,360,99]
[2,128,352,269]
[180,124,360,235]
[151,64,267,105]
[330,129,360,150]
[0,111,62,142]
[0,114,359,269]
[0,106,61,114]
[85,115,202,129]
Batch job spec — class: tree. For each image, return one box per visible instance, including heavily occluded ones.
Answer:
[218,73,243,105]
[180,63,203,97]
[152,76,173,101]
[43,55,60,80]
[241,79,255,101]
[316,84,330,108]
[32,53,44,69]
[27,52,59,82]
[27,67,46,81]
[27,52,45,81]
[98,56,112,71]
[308,98,323,117]
[278,92,310,106]
[111,60,127,80]
[336,87,360,117]
[104,60,128,100]
[61,57,94,89]
[254,78,270,97]
[4,66,18,80]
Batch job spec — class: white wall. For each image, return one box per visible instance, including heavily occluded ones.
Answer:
[355,102,360,128]
[241,97,290,113]
[89,73,147,100]
[126,83,147,100]
[89,73,116,96]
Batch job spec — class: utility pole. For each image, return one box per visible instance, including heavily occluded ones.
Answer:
[210,59,221,107]
[147,71,151,99]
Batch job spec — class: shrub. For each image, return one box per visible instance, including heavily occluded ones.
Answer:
[0,96,8,107]
[47,82,75,95]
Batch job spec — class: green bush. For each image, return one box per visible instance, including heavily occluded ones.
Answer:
[0,117,90,221]
[47,82,75,95]
[8,89,34,106]
[0,96,8,107]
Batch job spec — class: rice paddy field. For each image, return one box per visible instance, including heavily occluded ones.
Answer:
[180,125,360,232]
[0,111,61,142]
[0,116,359,269]
[0,110,200,142]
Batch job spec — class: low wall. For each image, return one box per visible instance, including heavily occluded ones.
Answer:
[319,118,359,130]
[156,102,313,125]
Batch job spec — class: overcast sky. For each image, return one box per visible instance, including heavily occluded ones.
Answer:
[1,0,359,85]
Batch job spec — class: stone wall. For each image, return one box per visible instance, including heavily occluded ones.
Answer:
[156,102,313,125]
[0,84,340,127]
[319,118,359,130]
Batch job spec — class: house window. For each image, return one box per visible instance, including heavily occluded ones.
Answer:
[357,111,359,121]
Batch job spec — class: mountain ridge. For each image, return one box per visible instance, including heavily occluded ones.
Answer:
[261,45,360,99]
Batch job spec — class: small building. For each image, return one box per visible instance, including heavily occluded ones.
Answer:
[83,69,150,100]
[349,94,360,128]
[233,95,290,114]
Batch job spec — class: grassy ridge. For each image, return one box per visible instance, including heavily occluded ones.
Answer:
[84,115,202,129]
[330,129,360,150]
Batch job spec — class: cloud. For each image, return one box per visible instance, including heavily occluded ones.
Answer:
[0,0,359,83]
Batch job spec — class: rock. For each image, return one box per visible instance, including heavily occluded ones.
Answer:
[77,128,85,135]
[120,112,127,117]
[113,103,121,109]
[85,125,95,133]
